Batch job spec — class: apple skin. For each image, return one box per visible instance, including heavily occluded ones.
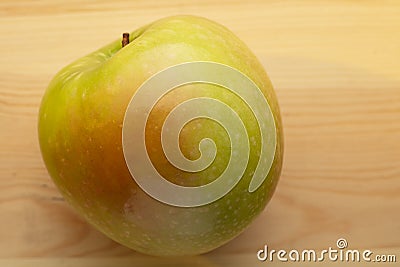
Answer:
[38,15,283,256]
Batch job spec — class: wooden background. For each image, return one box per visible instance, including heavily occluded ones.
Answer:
[0,0,399,266]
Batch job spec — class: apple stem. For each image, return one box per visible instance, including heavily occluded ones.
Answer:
[122,33,130,47]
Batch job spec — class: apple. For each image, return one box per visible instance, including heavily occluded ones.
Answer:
[38,15,283,256]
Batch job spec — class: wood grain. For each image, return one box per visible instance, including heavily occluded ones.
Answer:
[0,0,399,265]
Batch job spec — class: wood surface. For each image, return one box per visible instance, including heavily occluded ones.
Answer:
[0,0,399,266]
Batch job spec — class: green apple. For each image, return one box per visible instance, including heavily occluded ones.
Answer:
[38,15,283,256]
